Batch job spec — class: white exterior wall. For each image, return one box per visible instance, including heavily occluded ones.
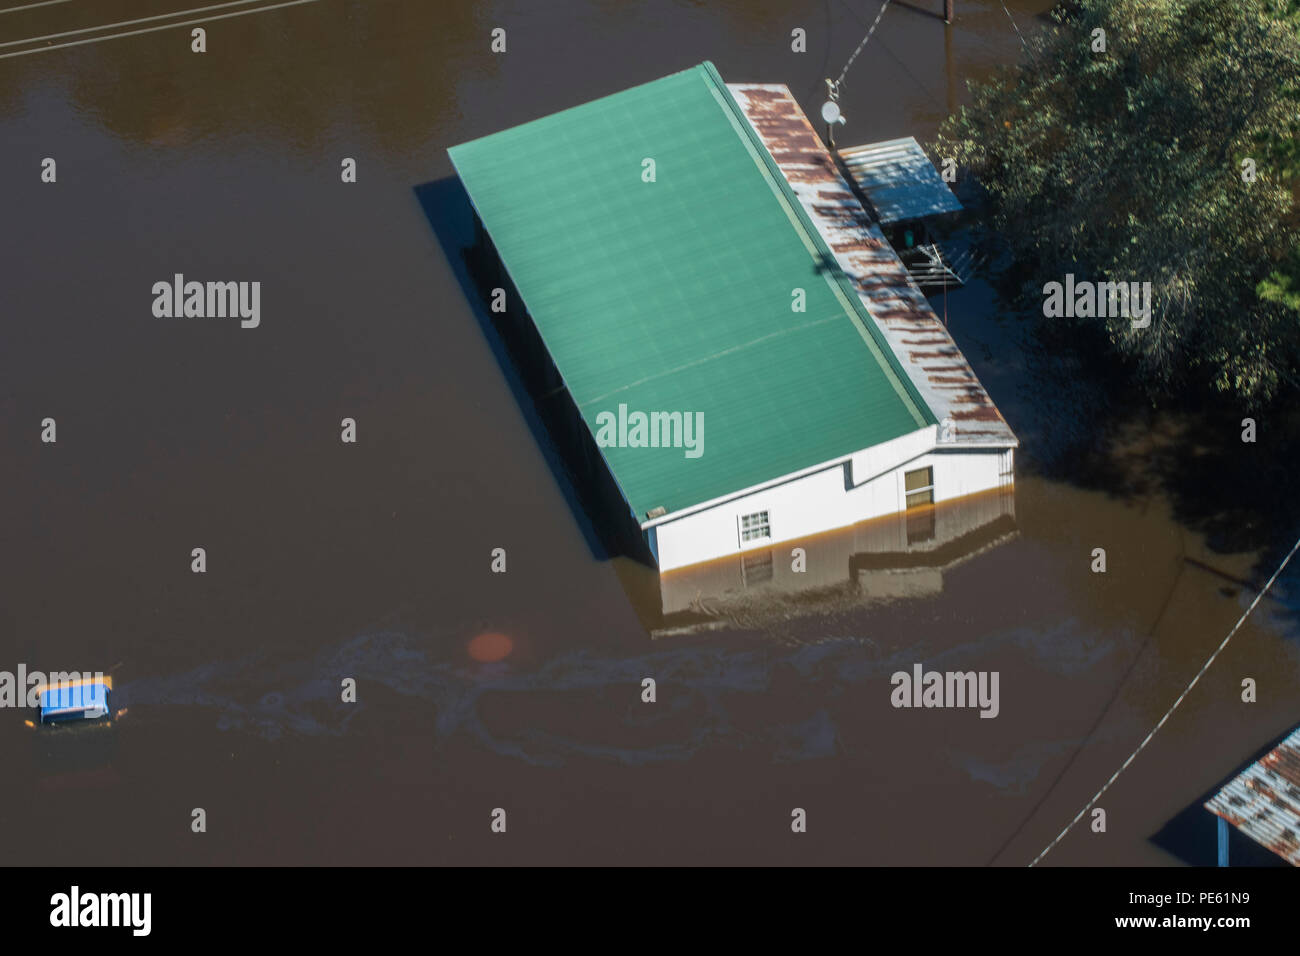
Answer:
[649,427,1014,572]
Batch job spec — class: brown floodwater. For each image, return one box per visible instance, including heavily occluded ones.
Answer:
[2,0,1297,866]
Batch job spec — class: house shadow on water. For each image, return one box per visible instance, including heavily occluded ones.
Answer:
[1150,723,1296,867]
[415,176,655,568]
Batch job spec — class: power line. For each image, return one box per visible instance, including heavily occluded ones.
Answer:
[831,0,943,113]
[834,0,893,89]
[998,0,1035,63]
[1028,531,1300,867]
[0,0,318,60]
[986,530,1189,865]
[0,0,273,49]
[0,0,72,14]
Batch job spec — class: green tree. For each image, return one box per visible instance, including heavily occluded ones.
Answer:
[936,0,1300,400]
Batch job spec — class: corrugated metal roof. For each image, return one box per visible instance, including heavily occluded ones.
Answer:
[448,63,934,520]
[1205,725,1300,865]
[838,136,963,224]
[727,85,1017,446]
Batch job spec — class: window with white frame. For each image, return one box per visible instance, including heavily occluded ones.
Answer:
[739,510,771,543]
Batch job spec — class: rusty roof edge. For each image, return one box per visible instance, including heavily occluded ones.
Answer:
[727,83,1018,449]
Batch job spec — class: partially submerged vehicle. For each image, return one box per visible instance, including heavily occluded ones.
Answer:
[25,676,125,785]
[25,676,120,729]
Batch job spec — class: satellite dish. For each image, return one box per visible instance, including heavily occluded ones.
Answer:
[820,100,841,124]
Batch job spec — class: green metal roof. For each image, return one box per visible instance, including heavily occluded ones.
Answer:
[448,62,935,521]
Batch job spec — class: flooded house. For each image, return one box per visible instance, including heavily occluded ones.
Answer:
[658,485,1017,620]
[448,62,1017,575]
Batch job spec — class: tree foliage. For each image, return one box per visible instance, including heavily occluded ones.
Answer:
[936,0,1300,401]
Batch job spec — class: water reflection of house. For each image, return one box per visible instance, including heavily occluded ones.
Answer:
[659,484,1016,617]
[448,63,1017,574]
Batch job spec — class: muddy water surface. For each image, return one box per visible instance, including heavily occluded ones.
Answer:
[1,0,1296,865]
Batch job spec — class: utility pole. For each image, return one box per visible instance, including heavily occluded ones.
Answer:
[944,0,953,24]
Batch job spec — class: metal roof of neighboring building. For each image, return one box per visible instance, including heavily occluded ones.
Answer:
[1205,725,1300,865]
[448,62,934,520]
[838,136,963,224]
[727,85,1017,446]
